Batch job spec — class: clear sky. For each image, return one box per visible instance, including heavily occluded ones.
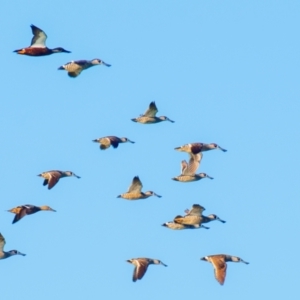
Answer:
[1,0,300,299]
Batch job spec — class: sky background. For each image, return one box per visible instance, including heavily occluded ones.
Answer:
[1,0,300,298]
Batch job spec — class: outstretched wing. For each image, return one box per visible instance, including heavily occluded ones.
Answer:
[143,102,158,117]
[211,257,227,285]
[30,25,47,47]
[128,176,143,193]
[182,152,203,175]
[132,259,149,281]
[0,233,6,252]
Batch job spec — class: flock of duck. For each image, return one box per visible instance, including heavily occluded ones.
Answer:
[1,24,249,286]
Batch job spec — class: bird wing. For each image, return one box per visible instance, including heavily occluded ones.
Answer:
[30,25,47,47]
[99,137,112,149]
[211,257,227,285]
[47,171,61,189]
[183,152,203,175]
[107,136,121,148]
[190,143,204,154]
[133,259,149,281]
[0,233,6,252]
[185,204,205,216]
[68,69,82,78]
[143,102,158,117]
[12,207,29,224]
[128,176,142,193]
[181,160,188,174]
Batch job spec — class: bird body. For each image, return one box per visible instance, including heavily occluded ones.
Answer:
[14,25,70,56]
[0,233,26,260]
[172,152,213,182]
[174,204,225,226]
[93,136,134,150]
[200,254,249,285]
[117,176,161,200]
[162,222,208,230]
[127,257,167,281]
[8,205,56,224]
[38,170,80,189]
[131,101,174,124]
[175,143,227,154]
[58,59,111,77]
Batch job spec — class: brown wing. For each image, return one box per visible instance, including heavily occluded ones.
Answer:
[133,259,149,281]
[128,176,142,193]
[68,70,82,77]
[12,207,28,224]
[143,101,158,117]
[0,233,6,252]
[47,172,61,189]
[186,204,205,216]
[211,257,227,285]
[181,160,188,174]
[190,143,204,154]
[183,152,203,175]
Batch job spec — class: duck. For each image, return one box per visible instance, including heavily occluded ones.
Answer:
[175,143,227,154]
[7,205,56,224]
[92,136,134,150]
[37,170,80,189]
[173,204,226,226]
[200,254,249,285]
[58,59,111,77]
[131,101,174,124]
[172,153,214,182]
[126,258,167,282]
[0,233,26,260]
[14,24,71,56]
[117,176,161,200]
[162,220,209,230]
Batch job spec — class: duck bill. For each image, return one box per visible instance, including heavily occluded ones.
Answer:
[50,208,57,212]
[62,49,71,53]
[128,139,135,143]
[102,62,111,67]
[200,257,207,261]
[37,174,43,177]
[218,146,227,152]
[217,217,226,223]
[117,195,122,198]
[206,175,214,180]
[92,139,99,143]
[73,174,81,179]
[18,251,26,256]
[174,146,183,151]
[160,262,167,267]
[167,118,175,123]
[240,259,249,264]
[153,192,162,198]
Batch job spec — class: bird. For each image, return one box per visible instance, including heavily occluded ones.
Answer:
[200,254,249,285]
[13,24,71,56]
[92,136,134,150]
[7,205,56,224]
[117,176,161,200]
[131,101,174,124]
[162,220,209,230]
[126,258,167,282]
[0,233,26,260]
[172,152,214,182]
[173,204,226,226]
[175,143,227,154]
[37,170,80,189]
[58,59,111,77]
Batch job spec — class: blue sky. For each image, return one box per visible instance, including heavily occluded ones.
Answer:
[1,0,300,298]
